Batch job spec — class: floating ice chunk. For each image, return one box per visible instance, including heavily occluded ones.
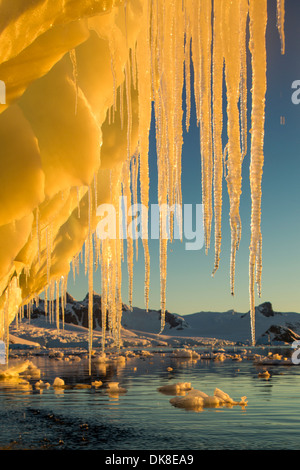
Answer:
[49,351,64,359]
[170,387,247,410]
[92,353,106,363]
[214,388,247,406]
[231,354,243,362]
[0,360,31,378]
[53,377,65,387]
[110,355,126,363]
[140,350,153,357]
[202,395,222,407]
[185,389,209,398]
[272,354,282,360]
[23,362,41,379]
[91,380,102,388]
[171,349,200,359]
[158,382,193,395]
[170,393,204,410]
[35,380,50,389]
[106,382,127,393]
[214,353,226,362]
[253,355,292,366]
[258,370,270,379]
[214,388,235,404]
[74,383,91,389]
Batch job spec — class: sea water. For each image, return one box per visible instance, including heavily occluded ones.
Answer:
[1,348,300,450]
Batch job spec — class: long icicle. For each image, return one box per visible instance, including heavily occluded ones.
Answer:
[223,0,243,297]
[276,0,285,55]
[136,0,151,311]
[212,0,224,276]
[88,185,94,374]
[199,0,213,255]
[249,0,267,346]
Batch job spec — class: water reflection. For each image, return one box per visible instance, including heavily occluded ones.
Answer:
[0,349,300,449]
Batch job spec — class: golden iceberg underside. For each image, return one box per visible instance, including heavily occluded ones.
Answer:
[0,0,143,333]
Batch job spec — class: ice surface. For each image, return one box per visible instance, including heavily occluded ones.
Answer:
[170,386,247,411]
[158,382,193,395]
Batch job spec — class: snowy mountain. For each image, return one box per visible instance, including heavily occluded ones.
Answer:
[26,292,189,334]
[180,302,300,345]
[24,295,300,346]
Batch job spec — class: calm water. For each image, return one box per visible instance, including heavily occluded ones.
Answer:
[1,348,300,450]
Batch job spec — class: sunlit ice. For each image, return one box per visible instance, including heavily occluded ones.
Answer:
[0,0,287,367]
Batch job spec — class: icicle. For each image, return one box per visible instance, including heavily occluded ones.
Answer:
[223,0,243,296]
[184,6,191,133]
[131,44,137,90]
[3,290,9,364]
[173,0,184,227]
[71,257,75,283]
[44,287,48,320]
[249,0,267,346]
[76,186,81,218]
[94,172,98,215]
[255,232,262,298]
[61,276,66,330]
[199,0,213,254]
[49,280,55,324]
[100,240,108,353]
[1,277,22,363]
[84,239,88,276]
[36,207,40,265]
[125,60,132,161]
[46,225,52,286]
[136,2,152,310]
[131,154,139,260]
[121,160,133,309]
[28,299,32,323]
[56,279,60,331]
[124,0,129,49]
[69,48,78,114]
[239,0,249,161]
[119,81,124,130]
[88,185,94,375]
[109,38,117,115]
[212,0,224,277]
[276,0,285,55]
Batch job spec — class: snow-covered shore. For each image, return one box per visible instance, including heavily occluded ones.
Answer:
[7,295,300,354]
[8,315,233,353]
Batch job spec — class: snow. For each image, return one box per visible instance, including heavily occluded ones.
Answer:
[6,298,300,355]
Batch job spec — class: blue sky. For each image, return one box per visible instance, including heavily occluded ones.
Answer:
[68,0,300,316]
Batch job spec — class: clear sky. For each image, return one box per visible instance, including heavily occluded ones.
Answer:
[68,0,300,316]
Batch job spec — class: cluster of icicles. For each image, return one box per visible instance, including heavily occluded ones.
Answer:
[4,0,285,372]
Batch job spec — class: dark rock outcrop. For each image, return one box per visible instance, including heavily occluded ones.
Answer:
[24,292,188,332]
[257,302,276,317]
[258,324,300,344]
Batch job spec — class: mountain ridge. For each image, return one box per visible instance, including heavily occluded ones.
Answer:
[25,294,300,346]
